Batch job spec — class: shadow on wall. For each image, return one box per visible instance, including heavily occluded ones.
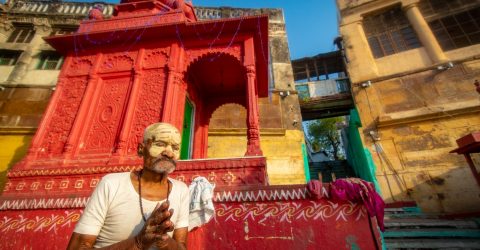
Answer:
[381,163,480,214]
[0,134,33,194]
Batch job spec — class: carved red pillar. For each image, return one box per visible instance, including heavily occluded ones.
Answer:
[244,37,263,156]
[115,49,145,155]
[192,112,208,159]
[201,117,209,158]
[244,64,263,156]
[175,82,187,132]
[162,43,186,130]
[64,54,103,156]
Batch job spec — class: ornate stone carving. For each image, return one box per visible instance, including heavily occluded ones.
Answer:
[126,70,167,154]
[0,20,13,33]
[32,17,51,32]
[37,77,88,157]
[67,57,94,76]
[186,44,242,66]
[82,77,130,153]
[99,53,136,73]
[77,13,186,33]
[171,71,185,86]
[143,48,170,69]
[245,64,256,77]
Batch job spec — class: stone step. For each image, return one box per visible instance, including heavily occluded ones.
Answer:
[384,207,422,213]
[384,213,433,220]
[386,238,480,249]
[385,218,479,229]
[383,228,480,238]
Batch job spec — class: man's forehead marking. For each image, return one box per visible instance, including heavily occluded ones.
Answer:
[152,131,179,137]
[151,128,180,143]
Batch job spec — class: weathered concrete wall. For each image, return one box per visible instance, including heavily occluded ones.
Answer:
[0,87,52,128]
[0,86,51,191]
[0,66,14,82]
[22,70,60,86]
[338,0,480,213]
[372,111,480,213]
[337,0,377,12]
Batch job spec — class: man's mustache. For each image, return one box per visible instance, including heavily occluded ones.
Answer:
[153,156,176,166]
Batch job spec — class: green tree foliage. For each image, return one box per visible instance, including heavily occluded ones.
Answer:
[307,117,345,160]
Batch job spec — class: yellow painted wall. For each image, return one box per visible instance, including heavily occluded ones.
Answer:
[349,59,480,214]
[375,48,432,76]
[338,0,480,213]
[0,66,15,83]
[208,129,307,185]
[22,70,60,86]
[0,134,32,192]
[372,112,480,213]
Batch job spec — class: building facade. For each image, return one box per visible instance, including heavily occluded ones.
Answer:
[0,0,116,189]
[0,2,383,248]
[337,0,480,213]
[0,0,306,189]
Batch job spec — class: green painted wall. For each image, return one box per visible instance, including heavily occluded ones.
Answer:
[346,109,380,192]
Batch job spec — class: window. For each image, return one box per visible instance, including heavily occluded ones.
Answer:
[0,50,21,66]
[7,25,35,43]
[37,53,63,70]
[50,26,78,36]
[336,79,350,93]
[363,5,421,58]
[419,0,480,51]
[419,0,477,19]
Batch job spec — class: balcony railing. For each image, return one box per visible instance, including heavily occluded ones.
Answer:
[295,78,350,101]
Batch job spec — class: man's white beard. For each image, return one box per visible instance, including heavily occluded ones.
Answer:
[151,160,176,174]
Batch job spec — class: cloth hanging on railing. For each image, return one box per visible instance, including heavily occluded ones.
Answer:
[330,178,385,231]
[307,179,323,200]
[188,176,215,231]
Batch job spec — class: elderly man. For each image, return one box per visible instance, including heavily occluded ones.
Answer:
[67,123,189,250]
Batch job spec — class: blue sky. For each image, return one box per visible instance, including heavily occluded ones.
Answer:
[1,0,339,59]
[194,0,339,59]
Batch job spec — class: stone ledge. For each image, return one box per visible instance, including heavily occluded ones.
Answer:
[208,128,285,136]
[377,102,480,128]
[0,126,37,135]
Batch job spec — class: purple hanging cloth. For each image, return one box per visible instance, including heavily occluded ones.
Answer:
[330,178,385,231]
[307,179,323,200]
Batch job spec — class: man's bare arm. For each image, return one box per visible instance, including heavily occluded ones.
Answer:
[156,227,188,250]
[66,233,97,250]
[67,226,185,250]
[67,232,142,250]
[68,202,173,250]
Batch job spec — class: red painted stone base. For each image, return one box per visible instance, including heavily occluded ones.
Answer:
[0,196,381,250]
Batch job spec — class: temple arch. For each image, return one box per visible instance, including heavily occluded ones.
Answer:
[185,51,254,158]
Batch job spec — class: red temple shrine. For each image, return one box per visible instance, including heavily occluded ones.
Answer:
[0,1,381,249]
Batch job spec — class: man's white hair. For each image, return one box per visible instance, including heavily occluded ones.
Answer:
[143,122,181,143]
